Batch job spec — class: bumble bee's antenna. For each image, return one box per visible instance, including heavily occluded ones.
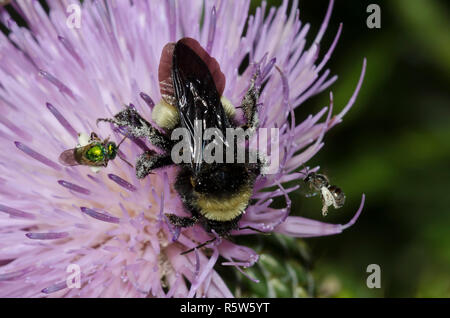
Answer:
[180,237,217,255]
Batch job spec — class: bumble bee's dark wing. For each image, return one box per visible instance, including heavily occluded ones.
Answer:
[169,38,229,172]
[58,148,80,166]
[159,38,225,104]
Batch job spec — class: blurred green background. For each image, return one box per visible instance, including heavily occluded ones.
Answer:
[224,0,450,298]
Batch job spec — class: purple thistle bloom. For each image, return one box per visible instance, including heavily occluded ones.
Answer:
[0,0,365,297]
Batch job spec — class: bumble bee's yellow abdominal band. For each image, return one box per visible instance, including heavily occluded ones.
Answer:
[195,185,252,221]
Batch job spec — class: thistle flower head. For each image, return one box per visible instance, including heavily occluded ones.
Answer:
[0,0,365,297]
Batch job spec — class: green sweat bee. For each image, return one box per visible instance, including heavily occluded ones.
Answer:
[59,132,132,168]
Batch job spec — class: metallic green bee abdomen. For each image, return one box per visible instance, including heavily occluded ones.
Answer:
[86,144,106,162]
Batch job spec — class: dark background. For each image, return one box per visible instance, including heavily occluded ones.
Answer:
[2,0,449,298]
[231,0,449,297]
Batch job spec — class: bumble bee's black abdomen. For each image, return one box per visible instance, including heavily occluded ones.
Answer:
[201,216,242,237]
[174,166,242,236]
[194,163,249,198]
[174,164,254,234]
[174,165,198,215]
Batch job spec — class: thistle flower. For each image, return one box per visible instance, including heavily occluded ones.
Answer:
[0,0,365,297]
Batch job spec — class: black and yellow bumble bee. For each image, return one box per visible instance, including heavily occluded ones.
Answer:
[59,132,131,168]
[97,38,268,253]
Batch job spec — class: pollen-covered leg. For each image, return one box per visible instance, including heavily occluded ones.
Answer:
[239,70,261,131]
[97,106,172,152]
[135,151,173,179]
[165,213,198,228]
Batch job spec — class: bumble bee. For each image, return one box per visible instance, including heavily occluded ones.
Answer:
[97,37,267,253]
[302,168,345,216]
[59,132,131,168]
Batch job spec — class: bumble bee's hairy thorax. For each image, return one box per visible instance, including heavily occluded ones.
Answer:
[151,100,179,130]
[151,96,237,131]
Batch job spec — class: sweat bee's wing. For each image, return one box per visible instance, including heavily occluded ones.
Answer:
[160,37,228,172]
[58,148,80,166]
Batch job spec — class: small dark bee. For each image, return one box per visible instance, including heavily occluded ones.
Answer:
[97,37,267,254]
[59,132,131,168]
[302,168,345,216]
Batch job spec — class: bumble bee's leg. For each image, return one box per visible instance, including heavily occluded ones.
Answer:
[238,226,271,235]
[165,214,198,228]
[180,237,217,255]
[97,106,172,152]
[239,70,261,131]
[135,151,173,179]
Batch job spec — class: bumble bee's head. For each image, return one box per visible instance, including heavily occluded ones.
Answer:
[190,164,249,198]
